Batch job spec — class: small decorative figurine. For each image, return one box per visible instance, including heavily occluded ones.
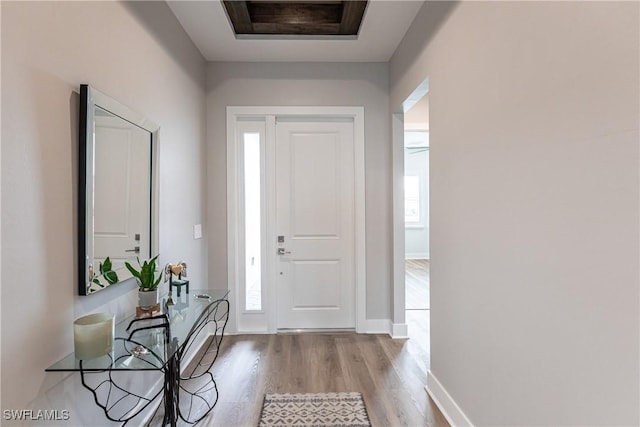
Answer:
[164,261,189,298]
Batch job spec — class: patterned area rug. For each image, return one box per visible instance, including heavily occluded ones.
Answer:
[259,392,371,427]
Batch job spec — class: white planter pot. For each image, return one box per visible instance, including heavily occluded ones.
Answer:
[138,289,158,309]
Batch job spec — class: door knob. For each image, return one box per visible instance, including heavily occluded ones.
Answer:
[277,248,291,255]
[125,246,140,253]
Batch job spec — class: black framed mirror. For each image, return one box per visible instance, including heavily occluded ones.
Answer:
[79,85,159,295]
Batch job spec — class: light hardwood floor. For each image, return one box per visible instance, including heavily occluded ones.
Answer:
[196,332,448,427]
[187,259,441,426]
[406,259,430,310]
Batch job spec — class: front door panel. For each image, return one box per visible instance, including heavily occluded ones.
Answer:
[276,120,355,329]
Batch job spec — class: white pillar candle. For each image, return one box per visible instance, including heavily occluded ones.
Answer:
[73,313,115,360]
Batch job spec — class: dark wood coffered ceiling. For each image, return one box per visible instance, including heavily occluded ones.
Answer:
[222,1,369,38]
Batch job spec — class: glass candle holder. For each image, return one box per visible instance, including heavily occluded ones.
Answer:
[73,313,114,359]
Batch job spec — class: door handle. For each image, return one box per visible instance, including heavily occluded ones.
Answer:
[125,246,140,253]
[277,248,291,255]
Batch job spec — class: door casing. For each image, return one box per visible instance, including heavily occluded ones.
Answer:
[226,106,366,334]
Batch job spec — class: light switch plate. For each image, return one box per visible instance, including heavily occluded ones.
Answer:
[194,224,202,239]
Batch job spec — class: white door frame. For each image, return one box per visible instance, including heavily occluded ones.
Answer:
[227,106,366,334]
[391,78,430,338]
[391,112,408,338]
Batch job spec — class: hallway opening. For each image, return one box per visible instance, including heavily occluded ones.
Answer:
[403,91,430,365]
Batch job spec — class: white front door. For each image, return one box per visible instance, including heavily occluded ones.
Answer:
[275,120,356,329]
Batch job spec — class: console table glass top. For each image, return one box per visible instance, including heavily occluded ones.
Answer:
[46,289,229,372]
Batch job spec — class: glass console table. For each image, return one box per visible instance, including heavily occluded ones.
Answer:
[46,289,229,426]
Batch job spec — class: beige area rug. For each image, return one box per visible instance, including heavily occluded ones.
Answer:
[258,392,371,427]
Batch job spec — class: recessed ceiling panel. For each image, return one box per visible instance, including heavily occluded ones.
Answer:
[222,1,368,38]
[166,1,426,62]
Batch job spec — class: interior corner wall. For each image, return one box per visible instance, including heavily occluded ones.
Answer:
[205,62,392,321]
[1,1,206,416]
[390,1,639,425]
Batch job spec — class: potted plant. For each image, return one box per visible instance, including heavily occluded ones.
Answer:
[125,255,162,309]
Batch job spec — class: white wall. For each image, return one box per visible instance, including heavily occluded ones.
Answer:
[206,62,392,320]
[405,94,429,131]
[404,147,429,259]
[1,1,206,419]
[391,1,639,425]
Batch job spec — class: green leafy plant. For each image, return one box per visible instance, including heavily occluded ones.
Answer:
[91,257,119,288]
[125,255,162,291]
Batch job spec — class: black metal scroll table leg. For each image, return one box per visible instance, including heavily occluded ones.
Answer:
[163,339,181,426]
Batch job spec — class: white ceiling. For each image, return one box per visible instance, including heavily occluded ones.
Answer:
[166,1,424,62]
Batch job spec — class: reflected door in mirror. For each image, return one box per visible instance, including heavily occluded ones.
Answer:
[93,107,151,272]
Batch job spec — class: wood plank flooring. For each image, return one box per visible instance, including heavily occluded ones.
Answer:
[406,259,430,310]
[194,332,448,427]
[173,259,441,426]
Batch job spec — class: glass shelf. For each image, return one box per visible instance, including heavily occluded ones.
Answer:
[46,289,229,372]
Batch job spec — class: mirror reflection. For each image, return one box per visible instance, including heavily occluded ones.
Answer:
[79,85,158,295]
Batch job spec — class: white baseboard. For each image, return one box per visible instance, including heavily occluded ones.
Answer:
[231,319,399,337]
[367,319,409,338]
[405,253,429,260]
[391,322,408,338]
[364,319,392,335]
[426,370,473,427]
